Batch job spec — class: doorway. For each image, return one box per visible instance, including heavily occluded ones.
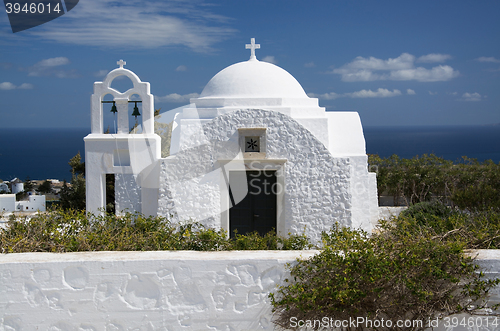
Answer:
[229,170,277,237]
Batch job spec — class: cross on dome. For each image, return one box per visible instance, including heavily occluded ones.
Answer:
[245,38,260,61]
[117,59,126,68]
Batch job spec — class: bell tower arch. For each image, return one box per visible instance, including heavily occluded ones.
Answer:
[84,60,161,216]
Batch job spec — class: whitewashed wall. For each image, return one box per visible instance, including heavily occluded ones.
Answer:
[1,250,500,330]
[158,109,353,244]
[0,250,317,330]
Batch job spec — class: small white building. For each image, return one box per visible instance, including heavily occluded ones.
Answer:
[0,194,16,212]
[15,195,46,212]
[85,40,379,243]
[10,178,24,195]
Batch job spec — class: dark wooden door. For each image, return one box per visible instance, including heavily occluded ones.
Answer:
[229,171,277,237]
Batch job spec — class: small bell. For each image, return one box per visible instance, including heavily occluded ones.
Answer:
[110,102,117,114]
[132,101,141,118]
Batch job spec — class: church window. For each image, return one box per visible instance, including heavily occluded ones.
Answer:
[238,128,267,157]
[245,136,260,152]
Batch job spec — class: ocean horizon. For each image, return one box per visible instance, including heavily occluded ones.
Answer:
[0,125,499,182]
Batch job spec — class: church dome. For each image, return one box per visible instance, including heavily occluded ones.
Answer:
[199,59,309,99]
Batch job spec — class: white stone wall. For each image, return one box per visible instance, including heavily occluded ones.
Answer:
[378,206,407,220]
[0,250,317,330]
[85,135,161,217]
[15,195,46,212]
[158,109,353,243]
[349,156,374,232]
[0,194,15,212]
[1,250,500,331]
[115,173,141,215]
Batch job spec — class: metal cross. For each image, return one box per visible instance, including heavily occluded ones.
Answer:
[117,59,126,68]
[245,38,260,60]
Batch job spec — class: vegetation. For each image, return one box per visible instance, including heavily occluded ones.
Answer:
[369,154,500,210]
[270,211,500,330]
[37,180,53,194]
[397,202,500,249]
[0,209,311,253]
[23,176,34,192]
[59,153,86,210]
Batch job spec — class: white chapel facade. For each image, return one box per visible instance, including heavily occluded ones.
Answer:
[84,39,379,242]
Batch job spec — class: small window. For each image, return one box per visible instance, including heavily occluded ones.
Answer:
[245,136,260,152]
[238,128,267,158]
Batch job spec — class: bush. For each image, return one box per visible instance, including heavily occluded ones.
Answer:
[396,202,500,249]
[400,200,454,224]
[269,222,500,330]
[0,209,312,253]
[368,154,500,210]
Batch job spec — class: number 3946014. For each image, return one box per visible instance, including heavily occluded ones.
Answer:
[443,316,498,328]
[5,2,61,14]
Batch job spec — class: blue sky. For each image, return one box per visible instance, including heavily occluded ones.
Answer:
[1,0,499,128]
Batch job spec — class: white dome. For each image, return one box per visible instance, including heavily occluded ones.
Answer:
[199,60,308,99]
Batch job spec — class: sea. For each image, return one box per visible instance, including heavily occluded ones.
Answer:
[0,125,499,181]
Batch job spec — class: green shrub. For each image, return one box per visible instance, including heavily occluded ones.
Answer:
[369,154,500,210]
[270,222,500,330]
[401,200,452,220]
[395,203,500,249]
[0,209,312,253]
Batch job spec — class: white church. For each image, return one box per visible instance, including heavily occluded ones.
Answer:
[84,39,379,242]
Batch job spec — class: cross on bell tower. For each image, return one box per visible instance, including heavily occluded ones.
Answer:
[245,38,260,61]
[117,59,126,68]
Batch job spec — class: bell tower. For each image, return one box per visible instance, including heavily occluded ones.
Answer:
[84,60,161,216]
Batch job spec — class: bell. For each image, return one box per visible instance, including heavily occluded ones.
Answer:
[132,102,141,118]
[110,102,117,113]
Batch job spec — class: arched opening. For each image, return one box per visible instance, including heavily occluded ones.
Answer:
[106,173,115,214]
[129,94,143,133]
[102,94,117,134]
[109,75,134,94]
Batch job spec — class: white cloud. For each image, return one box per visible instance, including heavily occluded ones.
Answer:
[417,53,452,63]
[462,92,482,101]
[28,0,236,51]
[261,56,277,64]
[155,93,200,103]
[407,89,416,95]
[0,82,16,90]
[340,53,415,70]
[27,57,77,78]
[476,57,500,63]
[346,88,402,98]
[308,92,340,100]
[18,83,34,89]
[387,65,459,82]
[0,82,34,90]
[94,69,109,77]
[429,91,438,95]
[334,69,382,82]
[176,65,187,72]
[304,62,316,68]
[448,92,458,96]
[332,53,459,82]
[37,57,70,67]
[310,88,401,100]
